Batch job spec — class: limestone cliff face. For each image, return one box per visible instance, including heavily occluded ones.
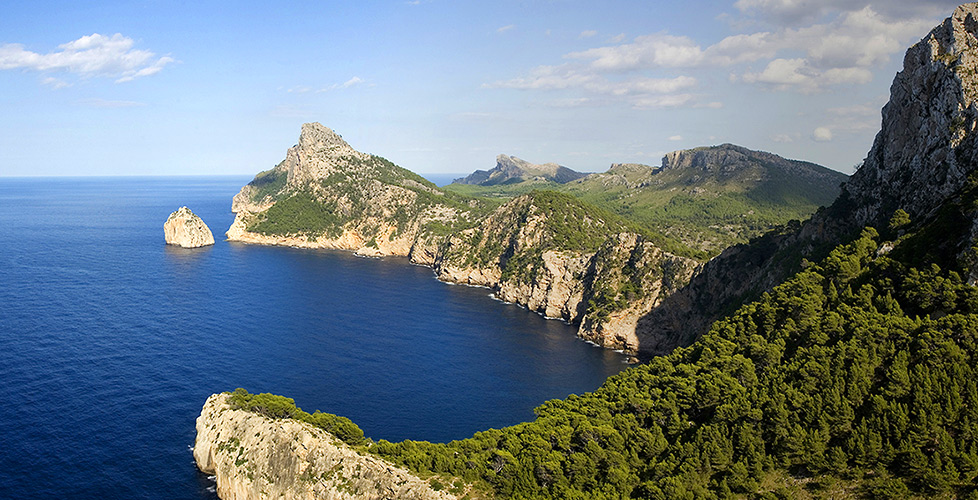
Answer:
[578,233,698,351]
[163,206,214,248]
[229,124,701,354]
[433,193,699,351]
[842,3,978,228]
[636,3,978,354]
[194,394,458,500]
[227,122,479,259]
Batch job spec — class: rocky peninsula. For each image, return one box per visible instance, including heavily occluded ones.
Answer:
[194,393,459,500]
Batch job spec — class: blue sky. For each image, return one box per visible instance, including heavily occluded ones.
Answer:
[0,0,964,176]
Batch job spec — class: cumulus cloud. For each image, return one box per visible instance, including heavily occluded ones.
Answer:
[567,33,705,70]
[488,64,696,95]
[486,0,946,110]
[579,30,598,39]
[734,0,960,26]
[0,33,173,84]
[633,94,694,108]
[812,126,834,142]
[557,5,934,93]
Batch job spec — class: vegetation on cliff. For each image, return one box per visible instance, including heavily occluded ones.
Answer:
[230,192,978,498]
[227,388,366,446]
[369,204,978,499]
[446,145,847,256]
[244,154,492,240]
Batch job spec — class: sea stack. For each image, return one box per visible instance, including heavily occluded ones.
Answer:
[164,206,215,248]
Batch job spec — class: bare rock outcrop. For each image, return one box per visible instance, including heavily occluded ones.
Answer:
[194,394,458,500]
[163,206,214,248]
[636,2,978,354]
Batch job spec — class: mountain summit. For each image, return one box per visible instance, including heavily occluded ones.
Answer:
[637,1,978,353]
[452,154,587,186]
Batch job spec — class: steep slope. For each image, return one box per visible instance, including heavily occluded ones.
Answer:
[567,144,847,254]
[194,392,463,500]
[227,125,699,352]
[433,190,698,350]
[373,224,978,499]
[199,5,978,499]
[447,145,847,256]
[226,122,490,263]
[452,154,587,186]
[636,2,978,354]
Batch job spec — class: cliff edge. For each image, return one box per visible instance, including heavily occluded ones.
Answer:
[194,393,459,500]
[635,2,978,353]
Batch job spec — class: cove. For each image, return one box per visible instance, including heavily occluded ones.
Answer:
[0,176,626,499]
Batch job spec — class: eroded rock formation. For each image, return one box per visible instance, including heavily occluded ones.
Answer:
[194,394,458,500]
[164,206,214,248]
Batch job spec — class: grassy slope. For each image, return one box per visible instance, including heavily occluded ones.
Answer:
[444,155,846,257]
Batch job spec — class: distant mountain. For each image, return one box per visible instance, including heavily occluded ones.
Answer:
[226,123,701,353]
[452,154,587,186]
[446,144,848,256]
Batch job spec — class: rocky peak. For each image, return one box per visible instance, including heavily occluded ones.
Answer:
[163,206,214,248]
[296,122,357,157]
[278,122,369,186]
[842,2,978,227]
[453,154,586,185]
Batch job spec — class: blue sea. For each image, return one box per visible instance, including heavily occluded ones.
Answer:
[0,176,626,499]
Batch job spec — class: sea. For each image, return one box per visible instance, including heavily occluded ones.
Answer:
[0,176,627,499]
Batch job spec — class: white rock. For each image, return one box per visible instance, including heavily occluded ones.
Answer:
[164,206,215,248]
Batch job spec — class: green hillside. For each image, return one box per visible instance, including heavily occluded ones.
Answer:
[445,145,847,256]
[368,199,978,499]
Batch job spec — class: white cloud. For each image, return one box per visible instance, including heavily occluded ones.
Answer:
[567,33,705,70]
[607,33,627,43]
[734,0,960,26]
[556,5,935,93]
[579,30,598,39]
[289,77,367,94]
[41,77,70,89]
[0,33,173,84]
[632,94,694,108]
[772,133,799,143]
[812,126,834,142]
[497,24,516,34]
[488,65,696,96]
[339,76,365,88]
[668,135,683,141]
[75,98,146,108]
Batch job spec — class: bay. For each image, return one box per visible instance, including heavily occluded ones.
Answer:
[0,176,626,499]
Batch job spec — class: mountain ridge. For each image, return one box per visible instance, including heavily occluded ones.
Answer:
[452,154,588,186]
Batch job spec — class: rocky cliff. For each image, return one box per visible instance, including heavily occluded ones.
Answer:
[432,191,698,351]
[227,122,484,261]
[194,393,458,500]
[229,124,699,353]
[163,206,214,248]
[452,154,587,186]
[635,2,978,354]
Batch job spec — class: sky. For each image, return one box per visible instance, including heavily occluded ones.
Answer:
[0,0,966,177]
